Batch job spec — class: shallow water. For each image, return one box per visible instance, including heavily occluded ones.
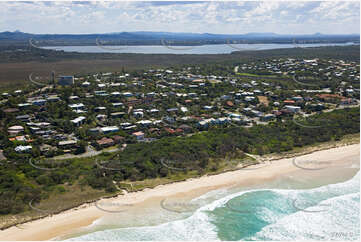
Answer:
[63,164,360,241]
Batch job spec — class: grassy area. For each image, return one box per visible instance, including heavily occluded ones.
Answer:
[102,145,120,152]
[0,184,109,230]
[260,133,360,161]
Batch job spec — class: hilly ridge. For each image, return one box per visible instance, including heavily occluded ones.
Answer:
[0,31,359,46]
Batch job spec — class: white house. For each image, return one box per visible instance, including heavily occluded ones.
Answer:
[180,107,188,113]
[15,145,32,153]
[229,113,241,119]
[245,96,255,102]
[69,103,85,111]
[123,92,133,97]
[285,105,301,113]
[111,92,121,96]
[136,120,152,127]
[71,116,86,126]
[8,125,24,135]
[112,102,124,107]
[100,126,120,134]
[82,81,90,87]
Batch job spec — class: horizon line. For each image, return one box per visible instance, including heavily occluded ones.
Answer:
[3,30,360,36]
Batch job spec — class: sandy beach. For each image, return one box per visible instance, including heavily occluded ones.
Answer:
[0,143,359,241]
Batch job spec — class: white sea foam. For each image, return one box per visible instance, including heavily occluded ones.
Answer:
[67,172,359,241]
[248,192,360,240]
[246,172,360,240]
[67,205,218,241]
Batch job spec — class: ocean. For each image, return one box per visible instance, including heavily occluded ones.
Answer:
[65,171,360,241]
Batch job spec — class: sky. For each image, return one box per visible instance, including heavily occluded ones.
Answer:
[0,1,360,35]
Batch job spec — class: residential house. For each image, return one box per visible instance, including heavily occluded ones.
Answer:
[94,106,106,112]
[71,116,86,126]
[167,108,178,113]
[112,102,124,107]
[3,108,19,113]
[245,96,255,102]
[18,103,32,109]
[132,131,145,140]
[284,105,301,113]
[15,145,32,153]
[110,112,125,118]
[133,110,144,118]
[100,126,120,134]
[32,99,47,106]
[82,81,90,87]
[96,137,114,147]
[69,103,86,112]
[8,125,24,135]
[58,140,77,151]
[136,120,152,127]
[47,96,61,102]
[203,105,213,111]
[112,135,125,144]
[16,114,31,122]
[180,107,188,113]
[260,114,276,121]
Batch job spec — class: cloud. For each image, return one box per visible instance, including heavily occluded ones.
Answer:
[146,1,205,6]
[0,1,359,34]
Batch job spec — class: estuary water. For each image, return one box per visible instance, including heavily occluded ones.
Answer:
[44,42,357,55]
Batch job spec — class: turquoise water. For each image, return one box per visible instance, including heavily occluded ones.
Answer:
[67,172,359,241]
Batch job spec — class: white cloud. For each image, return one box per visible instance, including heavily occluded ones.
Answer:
[0,1,359,34]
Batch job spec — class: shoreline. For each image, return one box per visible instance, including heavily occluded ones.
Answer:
[0,142,359,241]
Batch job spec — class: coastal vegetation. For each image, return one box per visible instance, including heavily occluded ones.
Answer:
[0,107,359,219]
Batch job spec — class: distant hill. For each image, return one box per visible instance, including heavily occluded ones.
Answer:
[0,31,359,46]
